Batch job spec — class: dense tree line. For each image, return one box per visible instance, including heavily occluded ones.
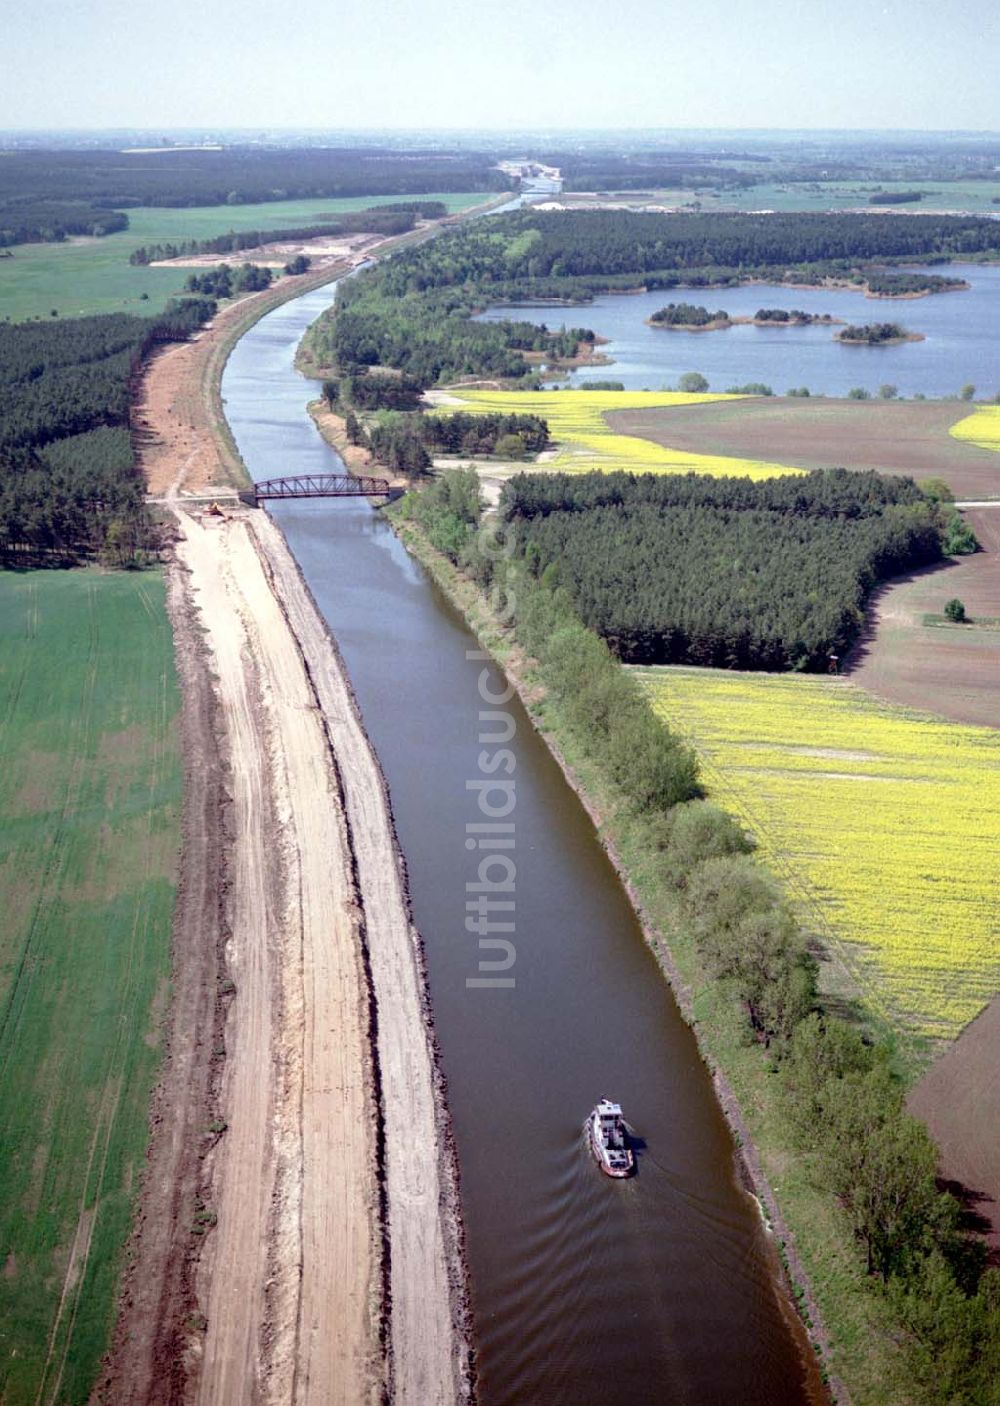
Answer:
[869,189,924,204]
[128,201,446,265]
[358,209,1000,288]
[417,411,548,456]
[0,298,213,563]
[499,469,941,670]
[0,200,129,247]
[184,263,272,296]
[0,148,506,212]
[781,1017,1000,1402]
[547,150,758,192]
[365,416,432,476]
[340,369,426,411]
[332,389,550,474]
[321,275,590,387]
[356,409,550,474]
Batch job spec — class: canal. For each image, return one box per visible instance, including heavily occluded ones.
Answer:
[221,283,821,1405]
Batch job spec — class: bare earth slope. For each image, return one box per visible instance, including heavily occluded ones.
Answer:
[178,506,381,1406]
[610,398,1000,499]
[256,516,470,1404]
[108,280,468,1402]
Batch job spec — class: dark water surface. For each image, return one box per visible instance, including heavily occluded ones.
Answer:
[222,286,819,1405]
[476,262,1000,397]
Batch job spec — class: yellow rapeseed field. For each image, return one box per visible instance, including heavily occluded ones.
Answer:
[638,667,1000,1042]
[448,389,804,480]
[951,403,1000,454]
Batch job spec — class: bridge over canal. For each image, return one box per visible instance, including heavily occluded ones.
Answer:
[252,473,396,504]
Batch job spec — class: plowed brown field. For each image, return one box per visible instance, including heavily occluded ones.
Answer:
[846,507,1000,728]
[610,397,1000,499]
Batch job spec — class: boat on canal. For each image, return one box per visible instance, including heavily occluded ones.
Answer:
[588,1098,635,1178]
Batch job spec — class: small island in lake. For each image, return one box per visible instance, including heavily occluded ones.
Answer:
[648,301,841,332]
[648,301,732,330]
[864,271,969,298]
[751,306,839,325]
[835,321,925,345]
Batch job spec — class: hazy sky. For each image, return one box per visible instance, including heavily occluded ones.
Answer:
[3,0,998,131]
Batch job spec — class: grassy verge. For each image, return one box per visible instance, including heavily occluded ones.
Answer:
[0,193,493,323]
[388,510,942,1406]
[0,568,182,1404]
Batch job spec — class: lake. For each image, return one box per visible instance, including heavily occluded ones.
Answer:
[475,263,1000,398]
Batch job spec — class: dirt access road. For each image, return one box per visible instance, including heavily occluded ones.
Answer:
[106,272,469,1402]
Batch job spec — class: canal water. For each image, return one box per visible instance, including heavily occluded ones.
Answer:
[222,285,820,1405]
[475,262,1000,398]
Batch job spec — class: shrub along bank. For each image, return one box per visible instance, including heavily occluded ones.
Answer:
[391,469,1000,1405]
[320,375,551,477]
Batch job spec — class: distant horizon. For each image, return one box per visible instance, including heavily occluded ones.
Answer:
[3,125,1000,142]
[3,124,1000,133]
[5,0,998,132]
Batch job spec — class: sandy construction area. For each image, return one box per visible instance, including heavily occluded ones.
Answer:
[150,231,383,272]
[114,501,469,1402]
[256,517,470,1403]
[178,505,382,1406]
[110,267,469,1400]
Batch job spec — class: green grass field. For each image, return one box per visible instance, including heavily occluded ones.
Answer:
[563,179,1000,214]
[0,569,182,1404]
[0,191,489,322]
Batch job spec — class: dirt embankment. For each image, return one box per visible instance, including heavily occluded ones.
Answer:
[255,516,472,1404]
[98,494,385,1405]
[306,401,379,477]
[108,250,470,1400]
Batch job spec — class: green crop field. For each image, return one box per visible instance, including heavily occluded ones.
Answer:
[713,179,1000,213]
[564,179,1000,215]
[0,191,489,322]
[0,569,182,1404]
